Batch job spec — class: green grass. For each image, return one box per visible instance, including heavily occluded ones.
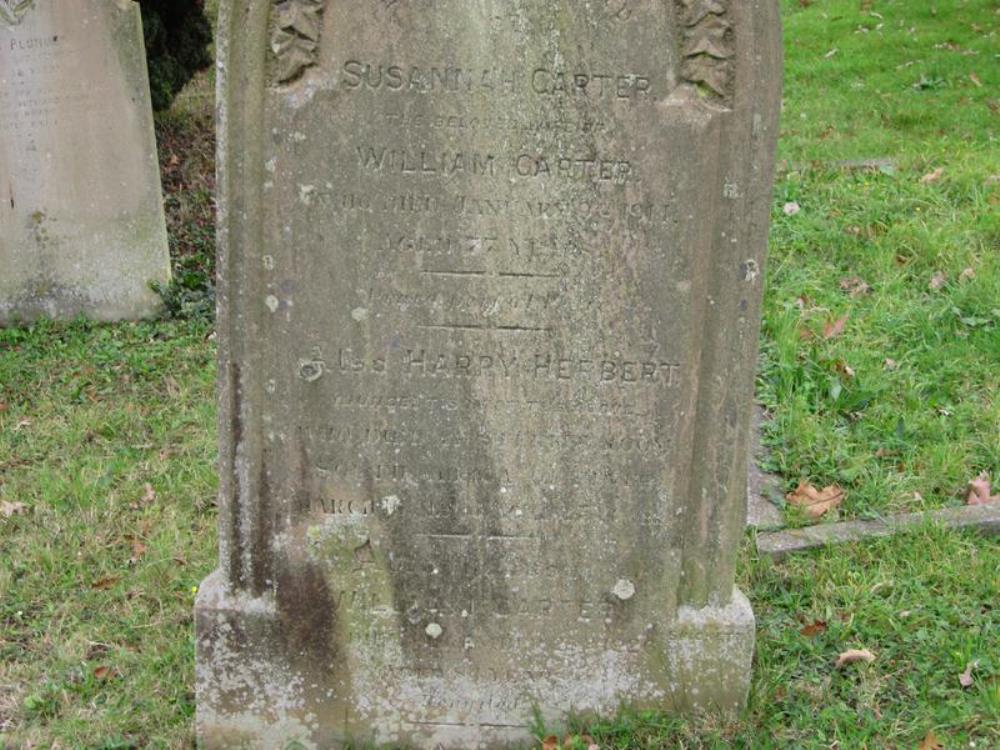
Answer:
[760,0,999,521]
[1,0,998,747]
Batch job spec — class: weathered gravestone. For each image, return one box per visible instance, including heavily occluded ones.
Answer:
[197,1,781,747]
[0,0,170,325]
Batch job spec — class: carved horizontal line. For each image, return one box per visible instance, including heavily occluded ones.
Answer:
[421,269,489,276]
[497,271,562,279]
[420,269,562,279]
[419,533,535,541]
[418,324,552,333]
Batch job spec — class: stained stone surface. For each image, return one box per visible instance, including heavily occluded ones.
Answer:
[0,0,170,325]
[197,2,782,748]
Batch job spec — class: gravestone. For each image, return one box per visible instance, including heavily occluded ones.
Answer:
[197,1,782,747]
[0,0,170,325]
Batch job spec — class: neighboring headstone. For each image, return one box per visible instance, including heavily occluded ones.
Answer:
[0,0,170,325]
[197,2,782,748]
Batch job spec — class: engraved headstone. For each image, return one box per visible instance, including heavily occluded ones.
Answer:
[0,0,170,325]
[197,2,782,747]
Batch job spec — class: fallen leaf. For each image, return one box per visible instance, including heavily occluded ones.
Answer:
[884,358,899,370]
[959,662,976,688]
[824,48,839,59]
[165,376,181,398]
[132,541,147,561]
[786,482,846,519]
[542,736,559,750]
[142,483,156,505]
[918,730,943,750]
[823,314,850,340]
[91,576,121,591]
[835,648,876,668]
[966,473,1000,506]
[839,276,872,296]
[0,402,8,413]
[14,418,31,431]
[928,271,947,291]
[835,361,856,379]
[959,267,976,282]
[969,73,983,88]
[1,500,27,517]
[800,620,828,637]
[920,167,944,184]
[93,665,119,680]
[783,201,801,216]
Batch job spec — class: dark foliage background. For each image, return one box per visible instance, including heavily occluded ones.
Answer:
[140,0,213,111]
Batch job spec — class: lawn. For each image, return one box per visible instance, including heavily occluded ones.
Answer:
[1,1,997,747]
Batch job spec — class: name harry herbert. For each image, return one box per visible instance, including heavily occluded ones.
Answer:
[334,348,682,387]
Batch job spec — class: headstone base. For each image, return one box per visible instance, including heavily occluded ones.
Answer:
[195,570,754,750]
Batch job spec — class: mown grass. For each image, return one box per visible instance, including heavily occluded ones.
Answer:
[759,0,999,521]
[0,0,997,747]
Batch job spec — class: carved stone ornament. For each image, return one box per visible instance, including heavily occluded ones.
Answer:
[677,0,734,102]
[0,0,36,27]
[271,0,324,84]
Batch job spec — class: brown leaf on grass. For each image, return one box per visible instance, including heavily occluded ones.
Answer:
[920,167,944,184]
[0,402,7,413]
[132,541,147,561]
[928,271,948,291]
[959,267,976,282]
[542,736,559,750]
[823,314,850,340]
[835,648,876,668]
[165,376,181,398]
[786,482,846,519]
[884,358,899,371]
[835,361,856,379]
[131,483,157,511]
[969,73,983,88]
[918,730,943,750]
[91,576,121,591]
[959,662,976,688]
[93,665,120,681]
[965,473,1000,506]
[800,620,828,637]
[1,500,27,517]
[839,276,872,296]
